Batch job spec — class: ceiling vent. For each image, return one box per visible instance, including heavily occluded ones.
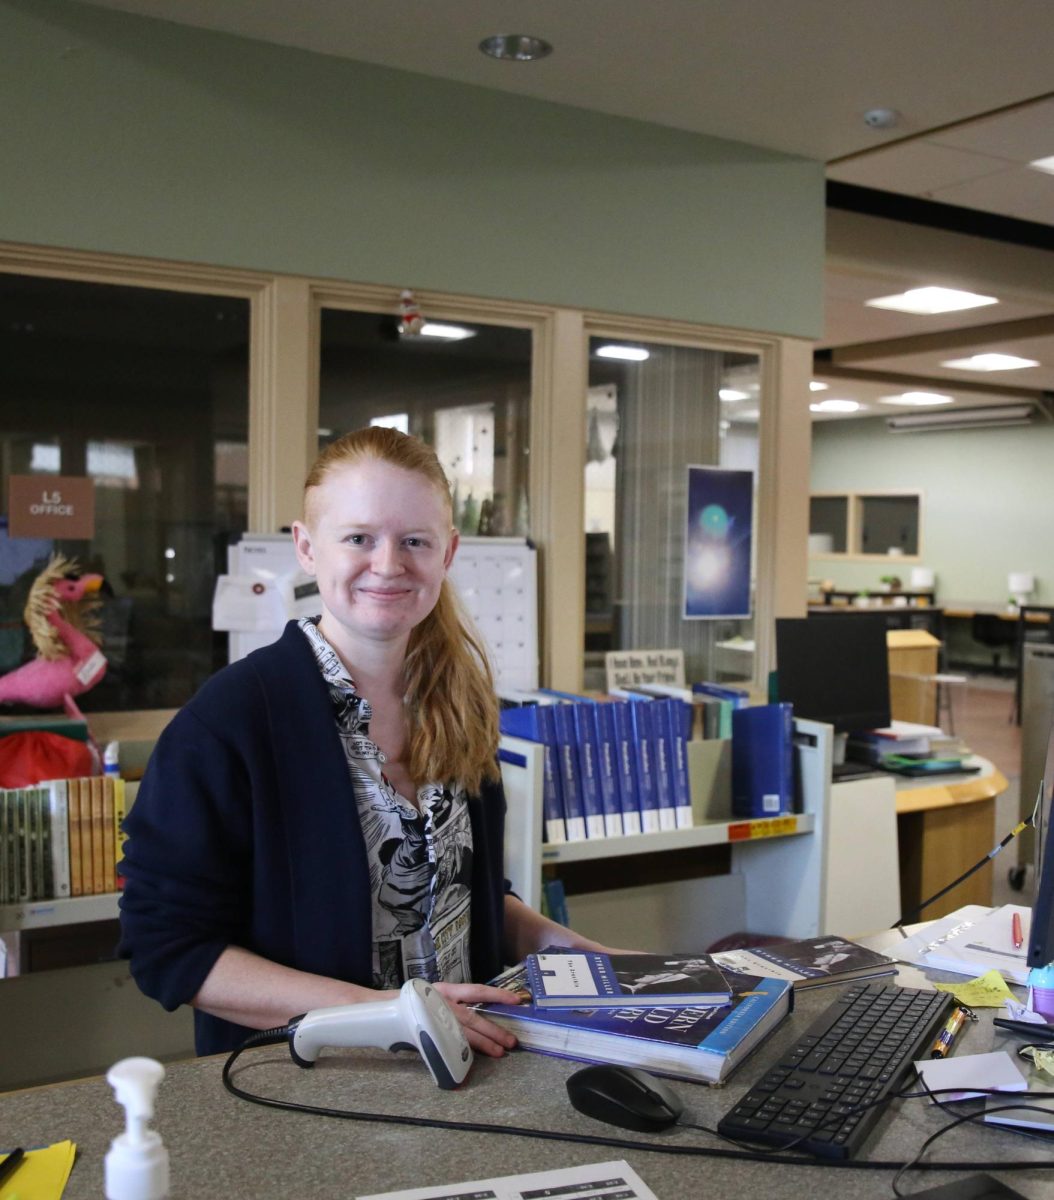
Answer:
[886,403,1039,433]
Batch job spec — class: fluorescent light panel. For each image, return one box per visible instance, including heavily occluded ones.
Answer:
[595,344,650,361]
[865,286,998,314]
[809,381,829,392]
[810,399,861,413]
[1029,155,1054,175]
[941,353,1039,371]
[879,391,954,407]
[719,388,750,402]
[419,322,476,340]
[887,403,1034,431]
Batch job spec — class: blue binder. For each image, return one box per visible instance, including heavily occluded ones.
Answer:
[730,702,795,818]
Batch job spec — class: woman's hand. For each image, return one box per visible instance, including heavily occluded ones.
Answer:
[432,981,523,1058]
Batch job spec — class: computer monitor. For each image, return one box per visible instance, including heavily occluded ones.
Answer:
[775,614,891,733]
[1027,718,1054,968]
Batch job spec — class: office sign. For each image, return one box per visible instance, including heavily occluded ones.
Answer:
[8,475,95,539]
[683,465,753,619]
[605,648,685,692]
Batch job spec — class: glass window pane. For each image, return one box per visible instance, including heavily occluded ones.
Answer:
[318,310,532,537]
[0,274,249,711]
[810,496,848,553]
[584,338,759,688]
[860,494,919,556]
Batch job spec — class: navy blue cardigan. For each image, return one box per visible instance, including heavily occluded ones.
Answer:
[118,621,509,1055]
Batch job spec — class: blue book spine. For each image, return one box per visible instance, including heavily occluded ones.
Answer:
[659,698,694,829]
[730,702,795,818]
[570,703,606,839]
[549,702,587,841]
[692,681,750,706]
[644,701,677,831]
[624,699,660,833]
[609,702,642,835]
[592,704,625,837]
[543,877,570,928]
[499,705,567,842]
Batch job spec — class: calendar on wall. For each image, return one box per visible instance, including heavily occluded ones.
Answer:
[448,537,538,693]
[216,533,538,692]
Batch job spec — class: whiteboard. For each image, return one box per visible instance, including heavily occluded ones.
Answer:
[219,533,538,691]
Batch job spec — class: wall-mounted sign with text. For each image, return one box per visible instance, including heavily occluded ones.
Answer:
[8,475,95,539]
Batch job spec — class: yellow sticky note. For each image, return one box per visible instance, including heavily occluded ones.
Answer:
[934,969,1016,1008]
[0,1140,77,1200]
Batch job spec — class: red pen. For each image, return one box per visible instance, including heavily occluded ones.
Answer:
[1012,911,1023,949]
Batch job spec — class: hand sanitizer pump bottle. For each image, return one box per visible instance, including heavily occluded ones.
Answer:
[105,1057,170,1200]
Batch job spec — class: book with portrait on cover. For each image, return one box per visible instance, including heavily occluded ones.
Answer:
[525,950,732,1009]
[479,963,792,1086]
[712,935,897,990]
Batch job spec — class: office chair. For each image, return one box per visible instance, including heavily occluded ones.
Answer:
[971,612,1017,675]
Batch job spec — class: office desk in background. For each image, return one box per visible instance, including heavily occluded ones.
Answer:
[895,757,1008,921]
[1,977,1050,1200]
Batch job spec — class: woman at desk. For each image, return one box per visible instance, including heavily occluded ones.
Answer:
[119,427,606,1057]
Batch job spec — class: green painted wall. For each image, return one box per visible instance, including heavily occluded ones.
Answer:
[810,417,1054,605]
[0,0,824,337]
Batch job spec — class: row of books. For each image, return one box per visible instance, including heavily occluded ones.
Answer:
[479,938,897,1085]
[499,681,796,838]
[0,776,127,904]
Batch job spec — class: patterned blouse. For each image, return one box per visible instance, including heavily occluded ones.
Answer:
[297,618,474,989]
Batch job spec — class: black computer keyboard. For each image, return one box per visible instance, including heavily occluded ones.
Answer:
[717,982,956,1159]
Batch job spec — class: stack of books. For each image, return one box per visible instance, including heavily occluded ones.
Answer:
[479,939,897,1086]
[848,720,975,776]
[498,681,751,842]
[0,776,127,903]
[479,948,791,1085]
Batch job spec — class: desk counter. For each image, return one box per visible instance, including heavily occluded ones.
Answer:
[1,980,1050,1200]
[893,757,1008,920]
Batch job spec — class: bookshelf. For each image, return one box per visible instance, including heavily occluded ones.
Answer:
[499,719,901,950]
[0,893,119,932]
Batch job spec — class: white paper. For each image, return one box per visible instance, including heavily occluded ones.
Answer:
[211,574,288,632]
[357,1159,659,1200]
[915,1050,1028,1101]
[920,904,1031,984]
[893,905,995,966]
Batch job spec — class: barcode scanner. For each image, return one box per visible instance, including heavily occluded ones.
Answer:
[287,978,473,1089]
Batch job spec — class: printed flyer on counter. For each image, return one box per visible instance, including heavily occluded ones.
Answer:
[357,1159,659,1200]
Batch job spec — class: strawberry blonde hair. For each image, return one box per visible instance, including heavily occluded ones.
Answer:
[303,427,500,793]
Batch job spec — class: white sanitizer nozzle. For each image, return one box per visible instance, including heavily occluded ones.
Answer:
[105,1056,170,1200]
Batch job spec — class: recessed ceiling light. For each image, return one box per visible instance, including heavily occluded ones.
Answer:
[809,381,829,392]
[810,399,861,413]
[865,287,998,314]
[1029,155,1054,175]
[942,353,1039,371]
[419,322,476,340]
[479,34,553,62]
[880,391,954,407]
[595,344,650,362]
[719,388,750,402]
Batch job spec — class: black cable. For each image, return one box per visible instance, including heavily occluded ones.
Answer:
[893,814,1034,928]
[220,1041,1054,1176]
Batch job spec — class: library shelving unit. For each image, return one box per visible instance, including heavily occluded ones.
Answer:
[498,717,902,950]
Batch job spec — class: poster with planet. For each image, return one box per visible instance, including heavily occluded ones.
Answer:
[683,465,753,619]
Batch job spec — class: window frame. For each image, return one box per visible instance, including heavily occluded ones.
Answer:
[808,488,924,562]
[0,241,810,722]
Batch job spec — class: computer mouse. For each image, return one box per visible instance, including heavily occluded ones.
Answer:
[565,1064,684,1132]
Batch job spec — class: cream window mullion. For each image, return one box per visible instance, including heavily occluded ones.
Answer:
[249,277,318,533]
[536,309,588,692]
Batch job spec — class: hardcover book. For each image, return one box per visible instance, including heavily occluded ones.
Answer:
[712,935,897,990]
[525,950,732,1009]
[480,963,792,1085]
[730,702,794,817]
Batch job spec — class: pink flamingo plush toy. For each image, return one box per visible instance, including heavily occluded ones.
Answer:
[0,554,107,714]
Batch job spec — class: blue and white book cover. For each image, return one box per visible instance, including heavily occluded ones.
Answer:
[591,702,625,837]
[499,704,567,843]
[609,701,642,835]
[569,702,606,839]
[525,950,732,1009]
[730,702,795,818]
[549,702,587,841]
[624,698,661,833]
[656,697,693,829]
[482,964,793,1085]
